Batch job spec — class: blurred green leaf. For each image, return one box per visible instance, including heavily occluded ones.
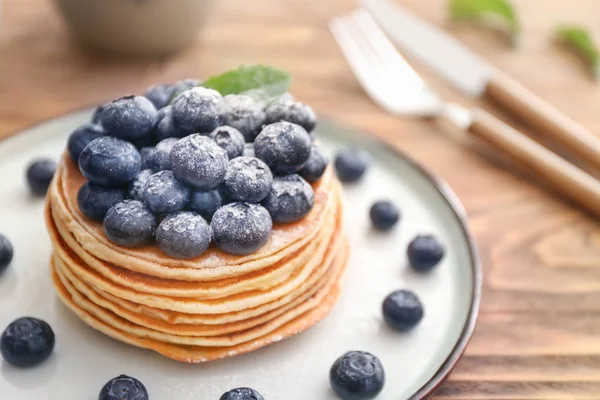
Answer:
[449,0,520,46]
[556,25,600,79]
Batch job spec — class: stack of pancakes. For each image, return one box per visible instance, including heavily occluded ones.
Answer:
[45,153,347,363]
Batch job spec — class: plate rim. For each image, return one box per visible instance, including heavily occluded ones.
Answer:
[3,109,482,400]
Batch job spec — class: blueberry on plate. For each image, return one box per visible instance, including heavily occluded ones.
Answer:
[138,147,155,171]
[170,134,228,190]
[223,156,273,203]
[156,211,211,259]
[128,169,154,201]
[67,123,105,163]
[100,95,158,140]
[142,170,190,214]
[334,147,370,183]
[144,83,176,110]
[220,387,265,400]
[299,144,328,183]
[98,374,149,400]
[369,201,400,231]
[103,200,157,247]
[79,137,141,186]
[262,174,314,223]
[151,137,178,171]
[407,234,445,272]
[265,100,317,133]
[254,121,312,175]
[382,289,423,331]
[171,87,222,134]
[243,143,255,158]
[0,234,13,271]
[211,202,272,255]
[188,189,223,220]
[26,158,57,196]
[91,103,108,125]
[77,182,127,221]
[330,351,385,400]
[210,126,245,159]
[0,317,55,368]
[219,94,266,142]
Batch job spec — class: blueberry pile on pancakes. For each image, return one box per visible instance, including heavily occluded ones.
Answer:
[45,74,348,363]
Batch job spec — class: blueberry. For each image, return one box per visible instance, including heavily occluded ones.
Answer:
[369,201,400,231]
[223,157,273,203]
[220,387,265,400]
[265,100,317,133]
[79,137,141,186]
[262,174,314,223]
[334,148,370,183]
[128,169,154,201]
[171,78,200,97]
[103,200,157,247]
[382,289,423,331]
[77,183,127,221]
[91,103,109,125]
[156,211,211,259]
[67,123,105,163]
[0,317,55,368]
[98,374,149,400]
[142,170,190,214]
[299,144,328,183]
[243,143,255,158]
[211,202,272,255]
[151,137,178,171]
[144,84,176,110]
[330,351,385,400]
[0,234,13,271]
[100,95,158,140]
[171,87,222,134]
[154,106,185,141]
[170,134,228,190]
[26,159,57,196]
[188,189,222,220]
[254,122,312,175]
[219,94,266,142]
[138,147,155,171]
[210,126,245,159]
[407,234,444,271]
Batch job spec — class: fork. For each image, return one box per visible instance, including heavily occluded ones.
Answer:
[330,9,600,218]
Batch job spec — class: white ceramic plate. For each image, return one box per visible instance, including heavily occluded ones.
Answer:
[0,109,481,400]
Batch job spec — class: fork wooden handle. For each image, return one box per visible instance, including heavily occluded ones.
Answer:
[485,73,600,171]
[467,108,600,217]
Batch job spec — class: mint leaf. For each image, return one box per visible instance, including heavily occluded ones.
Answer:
[449,0,520,46]
[556,25,600,79]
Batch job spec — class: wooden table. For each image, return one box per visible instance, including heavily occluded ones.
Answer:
[3,0,600,398]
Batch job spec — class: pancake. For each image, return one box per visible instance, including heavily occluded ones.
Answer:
[46,181,343,298]
[50,241,348,363]
[50,154,336,281]
[52,240,347,346]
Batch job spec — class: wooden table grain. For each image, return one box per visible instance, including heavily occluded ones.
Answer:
[3,0,600,398]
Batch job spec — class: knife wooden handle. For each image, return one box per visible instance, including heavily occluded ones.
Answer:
[484,73,600,171]
[467,107,600,217]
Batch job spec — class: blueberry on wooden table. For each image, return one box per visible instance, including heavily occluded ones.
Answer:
[334,147,370,183]
[330,351,385,400]
[220,387,265,400]
[156,211,211,259]
[67,123,105,163]
[103,200,157,248]
[369,201,400,231]
[0,234,13,272]
[254,121,312,175]
[100,95,158,140]
[77,182,126,221]
[26,158,57,196]
[382,289,424,331]
[211,202,272,256]
[98,374,149,400]
[407,234,445,272]
[219,94,266,142]
[0,317,55,367]
[78,137,141,187]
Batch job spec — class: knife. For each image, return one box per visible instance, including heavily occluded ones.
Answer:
[362,0,600,171]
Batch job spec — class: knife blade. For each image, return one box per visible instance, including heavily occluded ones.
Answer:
[362,0,600,173]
